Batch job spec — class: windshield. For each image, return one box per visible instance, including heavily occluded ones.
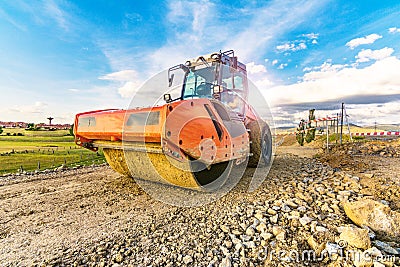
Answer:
[220,64,246,91]
[219,64,247,114]
[183,65,216,99]
[181,63,248,116]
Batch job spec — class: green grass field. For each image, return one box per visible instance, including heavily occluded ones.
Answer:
[0,128,105,174]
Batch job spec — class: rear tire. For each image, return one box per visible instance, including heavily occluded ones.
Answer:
[247,120,273,168]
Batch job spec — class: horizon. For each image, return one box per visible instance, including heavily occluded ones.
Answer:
[1,120,400,131]
[1,1,399,127]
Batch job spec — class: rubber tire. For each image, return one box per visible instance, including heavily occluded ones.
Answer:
[247,120,273,168]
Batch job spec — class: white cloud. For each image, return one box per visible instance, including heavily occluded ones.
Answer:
[246,62,273,90]
[276,42,307,52]
[68,88,79,92]
[167,0,212,36]
[265,56,400,107]
[277,63,288,69]
[33,101,48,112]
[97,0,224,75]
[275,32,318,54]
[251,77,274,90]
[303,61,347,75]
[96,0,327,105]
[9,101,48,114]
[298,43,307,50]
[44,0,69,31]
[276,43,293,51]
[99,70,138,82]
[302,33,319,39]
[346,101,400,126]
[145,0,221,72]
[246,62,267,74]
[346,33,382,49]
[271,59,278,66]
[99,70,143,98]
[389,27,400,34]
[355,47,394,63]
[98,0,327,100]
[124,12,142,22]
[228,0,325,62]
[117,81,142,98]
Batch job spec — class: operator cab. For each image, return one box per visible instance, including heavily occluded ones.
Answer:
[168,50,249,116]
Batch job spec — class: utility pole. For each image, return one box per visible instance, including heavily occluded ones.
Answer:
[340,103,344,144]
[374,121,377,132]
[336,113,339,144]
[326,117,329,152]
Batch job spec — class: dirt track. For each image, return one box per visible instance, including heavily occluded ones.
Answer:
[0,166,147,265]
[1,142,399,266]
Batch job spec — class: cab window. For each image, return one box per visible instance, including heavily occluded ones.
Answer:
[221,67,245,91]
[183,66,215,99]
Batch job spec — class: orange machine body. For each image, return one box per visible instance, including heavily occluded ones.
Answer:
[74,98,249,165]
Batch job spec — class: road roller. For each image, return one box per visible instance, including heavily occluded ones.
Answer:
[74,50,272,191]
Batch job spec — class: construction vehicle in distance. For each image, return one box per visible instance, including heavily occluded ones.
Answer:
[74,50,272,191]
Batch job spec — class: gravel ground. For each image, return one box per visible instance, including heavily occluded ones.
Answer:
[0,143,399,266]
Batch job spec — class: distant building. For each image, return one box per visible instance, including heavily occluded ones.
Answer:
[0,121,27,128]
[0,121,71,130]
[35,123,71,130]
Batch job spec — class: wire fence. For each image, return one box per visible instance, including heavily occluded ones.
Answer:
[0,146,106,175]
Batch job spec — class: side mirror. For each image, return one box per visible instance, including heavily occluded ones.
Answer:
[212,85,223,94]
[163,94,172,103]
[168,74,174,87]
[230,56,238,72]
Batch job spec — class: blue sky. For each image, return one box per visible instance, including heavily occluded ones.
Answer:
[1,0,400,127]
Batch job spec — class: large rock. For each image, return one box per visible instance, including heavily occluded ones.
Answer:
[299,216,313,226]
[373,240,399,255]
[343,200,400,242]
[339,226,371,249]
[307,235,325,256]
[182,255,193,264]
[219,257,232,267]
[245,226,255,236]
